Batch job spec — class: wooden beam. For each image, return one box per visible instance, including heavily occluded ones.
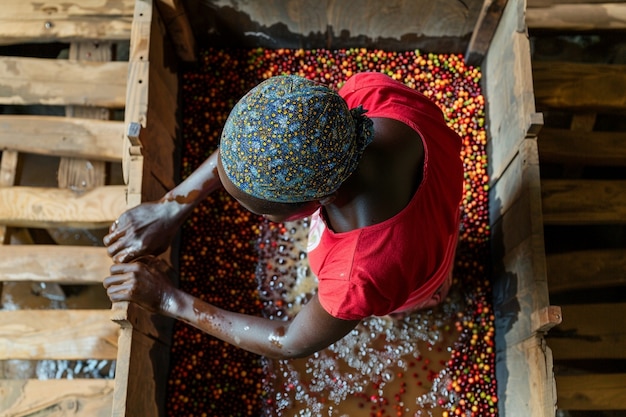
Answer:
[0,0,134,45]
[0,115,124,161]
[527,3,626,31]
[155,0,197,62]
[0,185,126,229]
[0,245,111,284]
[547,303,626,360]
[547,248,626,293]
[0,309,118,360]
[541,179,626,225]
[465,0,509,67]
[533,61,626,113]
[538,128,626,167]
[0,379,113,417]
[556,373,626,410]
[0,56,127,108]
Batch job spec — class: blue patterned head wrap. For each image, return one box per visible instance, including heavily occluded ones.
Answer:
[219,75,374,203]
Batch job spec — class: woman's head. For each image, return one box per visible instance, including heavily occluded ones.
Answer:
[219,75,374,211]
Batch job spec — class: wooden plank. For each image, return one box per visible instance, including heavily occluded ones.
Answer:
[491,140,555,416]
[111,322,171,417]
[155,0,197,62]
[483,0,541,181]
[0,185,126,229]
[533,61,626,113]
[0,310,118,360]
[555,373,626,410]
[0,245,111,284]
[0,379,113,417]
[465,0,509,67]
[547,303,626,360]
[547,248,626,293]
[541,179,626,225]
[496,335,557,417]
[527,3,626,30]
[183,0,482,52]
[538,127,626,167]
[0,115,124,161]
[0,0,134,45]
[0,56,127,108]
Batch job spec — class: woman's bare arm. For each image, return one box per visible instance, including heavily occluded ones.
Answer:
[104,258,359,359]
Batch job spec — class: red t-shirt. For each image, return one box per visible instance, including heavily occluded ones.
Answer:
[307,72,463,320]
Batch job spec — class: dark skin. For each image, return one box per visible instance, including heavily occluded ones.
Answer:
[103,117,424,359]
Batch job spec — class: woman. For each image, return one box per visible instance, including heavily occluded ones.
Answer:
[103,72,463,359]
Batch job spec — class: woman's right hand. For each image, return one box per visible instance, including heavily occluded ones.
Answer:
[104,199,181,263]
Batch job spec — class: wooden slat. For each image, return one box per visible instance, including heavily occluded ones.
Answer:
[556,373,626,410]
[547,303,626,360]
[0,0,134,45]
[0,379,113,417]
[541,179,626,225]
[538,127,626,167]
[0,245,111,283]
[547,248,626,293]
[0,115,123,161]
[527,2,626,30]
[0,185,126,229]
[465,0,509,66]
[482,0,541,181]
[0,56,127,108]
[0,309,118,360]
[155,0,197,62]
[533,61,626,113]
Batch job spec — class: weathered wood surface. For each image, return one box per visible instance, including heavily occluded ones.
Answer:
[0,150,18,244]
[156,0,196,61]
[0,115,124,161]
[486,2,557,416]
[538,127,626,166]
[465,0,509,66]
[182,0,483,52]
[527,2,626,30]
[541,179,626,225]
[111,321,171,417]
[0,245,111,283]
[0,310,118,360]
[547,249,626,293]
[0,56,127,108]
[556,373,626,410]
[533,61,626,113]
[496,336,557,417]
[547,303,626,360]
[0,0,134,45]
[483,0,541,181]
[0,379,114,417]
[111,3,178,417]
[0,185,126,229]
[59,41,114,192]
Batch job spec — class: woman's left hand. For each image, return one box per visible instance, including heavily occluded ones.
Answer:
[103,256,176,313]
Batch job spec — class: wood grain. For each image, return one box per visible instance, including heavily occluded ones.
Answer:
[0,245,111,283]
[0,185,126,229]
[0,310,118,360]
[0,379,113,417]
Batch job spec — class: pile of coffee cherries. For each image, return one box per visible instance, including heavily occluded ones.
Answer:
[166,47,495,417]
